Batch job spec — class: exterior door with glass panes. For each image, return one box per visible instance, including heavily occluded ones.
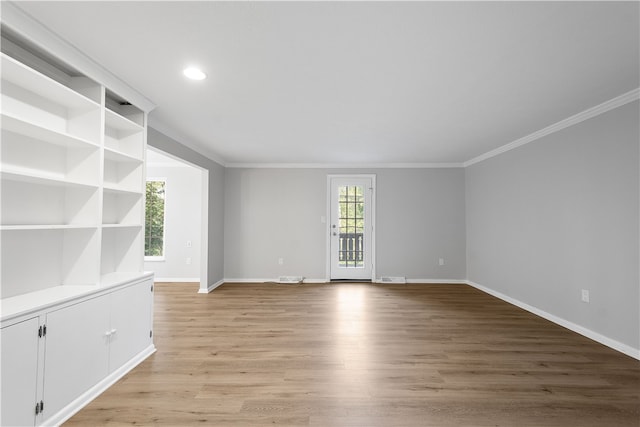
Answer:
[329,175,375,280]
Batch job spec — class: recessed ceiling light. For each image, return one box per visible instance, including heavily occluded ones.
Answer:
[183,67,207,81]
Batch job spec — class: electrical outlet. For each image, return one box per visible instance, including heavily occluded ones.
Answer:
[439,258,445,266]
[186,257,192,265]
[278,258,284,265]
[581,289,590,303]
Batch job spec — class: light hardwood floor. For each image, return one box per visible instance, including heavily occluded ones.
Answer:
[65,282,639,426]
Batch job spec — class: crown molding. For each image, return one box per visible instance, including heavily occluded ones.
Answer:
[224,162,464,169]
[464,88,640,167]
[6,0,634,169]
[155,86,639,170]
[146,162,192,169]
[3,1,156,113]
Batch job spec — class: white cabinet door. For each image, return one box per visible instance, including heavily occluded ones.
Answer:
[109,279,153,372]
[42,297,109,419]
[0,317,40,427]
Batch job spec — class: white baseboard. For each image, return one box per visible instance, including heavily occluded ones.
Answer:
[198,279,224,293]
[223,278,275,283]
[406,279,467,284]
[44,344,156,426]
[199,276,639,359]
[154,277,199,283]
[223,278,468,285]
[223,278,327,284]
[302,278,327,283]
[466,280,640,361]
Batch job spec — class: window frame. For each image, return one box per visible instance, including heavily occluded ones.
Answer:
[144,177,167,262]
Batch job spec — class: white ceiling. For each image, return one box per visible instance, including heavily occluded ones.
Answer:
[15,1,640,166]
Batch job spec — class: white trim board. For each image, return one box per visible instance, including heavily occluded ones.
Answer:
[406,279,467,284]
[12,0,632,170]
[223,278,275,284]
[464,88,640,167]
[466,280,640,361]
[225,162,463,169]
[218,278,639,359]
[43,345,156,426]
[223,278,326,284]
[198,279,224,294]
[224,278,467,284]
[373,279,468,284]
[158,88,638,169]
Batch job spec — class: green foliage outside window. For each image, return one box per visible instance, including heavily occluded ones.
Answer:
[145,180,165,257]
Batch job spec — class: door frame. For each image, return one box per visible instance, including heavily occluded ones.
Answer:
[326,174,376,282]
[145,146,209,292]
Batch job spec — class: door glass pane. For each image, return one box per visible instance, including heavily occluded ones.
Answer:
[338,185,364,268]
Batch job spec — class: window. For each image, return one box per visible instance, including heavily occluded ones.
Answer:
[145,179,166,260]
[338,185,365,268]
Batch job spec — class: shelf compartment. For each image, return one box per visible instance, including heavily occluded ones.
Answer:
[103,155,143,193]
[100,226,143,277]
[104,146,143,164]
[102,190,142,226]
[104,109,144,159]
[102,185,142,197]
[1,228,100,299]
[1,113,99,150]
[1,54,101,143]
[106,92,144,127]
[105,108,143,135]
[1,54,99,111]
[2,121,100,186]
[1,168,99,189]
[1,178,99,226]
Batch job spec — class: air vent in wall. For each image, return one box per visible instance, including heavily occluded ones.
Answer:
[277,276,304,284]
[379,276,407,284]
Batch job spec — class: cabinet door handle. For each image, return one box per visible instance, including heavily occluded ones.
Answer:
[110,328,117,336]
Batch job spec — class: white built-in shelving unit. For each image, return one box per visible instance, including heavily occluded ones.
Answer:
[0,52,149,304]
[0,24,155,426]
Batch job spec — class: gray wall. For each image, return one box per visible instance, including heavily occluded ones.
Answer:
[147,127,225,287]
[144,162,202,280]
[224,168,466,281]
[466,101,640,350]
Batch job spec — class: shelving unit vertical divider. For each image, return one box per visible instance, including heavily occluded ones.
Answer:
[96,84,107,285]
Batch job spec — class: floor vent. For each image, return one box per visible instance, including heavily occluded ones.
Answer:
[379,276,407,284]
[277,276,304,284]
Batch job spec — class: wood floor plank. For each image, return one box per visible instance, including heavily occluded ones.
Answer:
[64,282,639,426]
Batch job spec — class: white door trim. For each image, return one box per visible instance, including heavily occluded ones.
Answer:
[145,146,209,292]
[326,174,376,282]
